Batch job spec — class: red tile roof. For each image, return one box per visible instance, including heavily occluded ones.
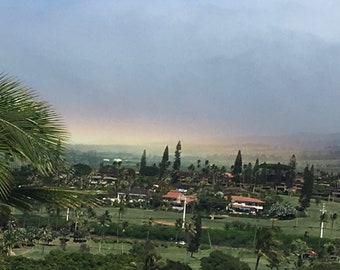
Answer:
[163,190,183,199]
[185,195,198,203]
[231,195,264,204]
[163,190,197,203]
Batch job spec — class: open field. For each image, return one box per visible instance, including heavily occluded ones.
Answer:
[10,194,340,269]
[14,196,340,240]
[91,195,340,240]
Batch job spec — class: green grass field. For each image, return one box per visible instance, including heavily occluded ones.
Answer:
[10,194,340,269]
[94,195,340,239]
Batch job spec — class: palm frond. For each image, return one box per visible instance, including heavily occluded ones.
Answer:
[0,162,12,200]
[6,186,102,211]
[0,74,69,199]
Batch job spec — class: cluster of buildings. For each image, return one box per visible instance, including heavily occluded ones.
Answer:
[88,158,268,215]
[161,189,264,215]
[102,184,265,216]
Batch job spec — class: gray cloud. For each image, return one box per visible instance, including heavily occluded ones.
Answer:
[1,0,340,143]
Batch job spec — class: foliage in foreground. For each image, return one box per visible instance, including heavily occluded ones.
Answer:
[0,74,99,212]
[300,262,340,270]
[2,238,193,270]
[4,250,140,270]
[201,250,250,270]
[0,74,68,201]
[4,248,255,270]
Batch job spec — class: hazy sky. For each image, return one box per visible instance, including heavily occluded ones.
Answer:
[1,1,340,145]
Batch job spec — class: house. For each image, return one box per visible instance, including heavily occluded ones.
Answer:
[163,190,185,205]
[229,195,264,214]
[162,190,197,207]
[89,174,116,187]
[117,187,149,203]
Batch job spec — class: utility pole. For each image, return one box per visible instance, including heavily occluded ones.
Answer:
[182,195,187,229]
[320,203,327,239]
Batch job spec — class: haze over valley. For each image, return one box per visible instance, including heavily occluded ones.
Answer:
[69,132,340,172]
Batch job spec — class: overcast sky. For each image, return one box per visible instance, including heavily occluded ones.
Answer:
[1,0,340,146]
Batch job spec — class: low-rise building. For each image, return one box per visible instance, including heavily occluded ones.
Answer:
[229,195,264,214]
[162,190,197,209]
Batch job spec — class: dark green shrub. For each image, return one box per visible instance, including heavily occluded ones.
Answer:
[201,250,251,270]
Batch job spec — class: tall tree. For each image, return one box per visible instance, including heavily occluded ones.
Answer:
[159,146,169,179]
[289,154,297,170]
[243,163,252,184]
[288,154,297,187]
[232,150,243,175]
[139,149,147,176]
[98,210,111,253]
[253,158,260,189]
[330,213,337,238]
[259,163,267,185]
[196,159,201,171]
[299,165,314,209]
[290,239,311,268]
[174,218,183,242]
[173,141,181,171]
[254,227,283,270]
[210,164,219,185]
[186,213,202,257]
[188,164,195,178]
[172,141,181,183]
[202,160,210,178]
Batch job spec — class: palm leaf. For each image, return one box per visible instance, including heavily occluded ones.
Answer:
[0,162,12,200]
[0,74,101,212]
[6,186,101,211]
[0,74,69,199]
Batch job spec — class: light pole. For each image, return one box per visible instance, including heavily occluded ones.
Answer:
[320,203,327,239]
[181,195,187,229]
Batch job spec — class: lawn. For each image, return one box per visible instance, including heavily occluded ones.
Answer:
[10,194,340,269]
[14,194,340,240]
[96,194,340,240]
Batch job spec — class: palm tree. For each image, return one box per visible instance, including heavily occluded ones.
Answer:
[330,213,337,238]
[2,220,24,256]
[291,239,310,267]
[174,218,183,242]
[143,253,163,270]
[98,210,111,253]
[0,74,98,210]
[187,164,195,181]
[118,200,127,220]
[254,227,282,270]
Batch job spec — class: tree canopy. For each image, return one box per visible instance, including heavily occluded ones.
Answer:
[201,250,250,270]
